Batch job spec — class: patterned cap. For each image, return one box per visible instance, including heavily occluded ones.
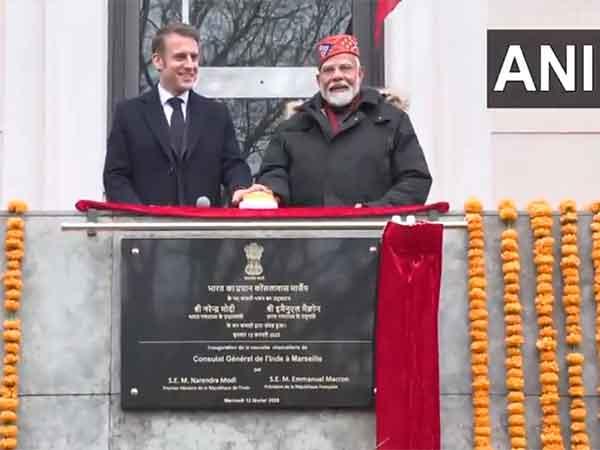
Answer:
[316,34,360,67]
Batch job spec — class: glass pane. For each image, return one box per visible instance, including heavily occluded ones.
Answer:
[192,0,352,67]
[222,98,290,173]
[139,0,183,92]
[140,0,351,88]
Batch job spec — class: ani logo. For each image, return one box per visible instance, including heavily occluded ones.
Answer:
[244,243,264,276]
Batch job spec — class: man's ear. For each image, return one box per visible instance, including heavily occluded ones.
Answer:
[151,53,163,72]
[358,66,365,83]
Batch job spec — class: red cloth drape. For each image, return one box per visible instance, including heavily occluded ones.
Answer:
[376,222,443,450]
[374,0,402,45]
[75,199,449,219]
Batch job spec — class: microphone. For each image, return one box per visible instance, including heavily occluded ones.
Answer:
[195,196,211,208]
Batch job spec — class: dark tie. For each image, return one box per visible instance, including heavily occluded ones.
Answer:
[167,97,185,157]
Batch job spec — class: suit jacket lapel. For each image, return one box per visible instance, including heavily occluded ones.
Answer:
[141,88,175,164]
[184,91,209,160]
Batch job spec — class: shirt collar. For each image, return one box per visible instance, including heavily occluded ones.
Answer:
[157,83,190,107]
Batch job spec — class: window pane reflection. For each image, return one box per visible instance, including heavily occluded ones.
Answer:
[221,98,292,173]
[192,0,351,67]
[139,0,183,92]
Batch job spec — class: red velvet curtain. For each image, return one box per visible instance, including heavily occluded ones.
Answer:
[376,222,443,450]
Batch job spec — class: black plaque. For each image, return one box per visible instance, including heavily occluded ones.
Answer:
[121,237,378,409]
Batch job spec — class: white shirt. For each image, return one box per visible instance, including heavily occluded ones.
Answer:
[157,83,189,125]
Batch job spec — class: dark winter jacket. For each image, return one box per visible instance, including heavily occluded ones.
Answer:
[257,88,432,206]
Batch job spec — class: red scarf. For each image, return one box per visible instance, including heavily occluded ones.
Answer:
[322,94,362,135]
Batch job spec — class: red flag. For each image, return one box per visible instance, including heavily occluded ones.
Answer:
[374,0,402,46]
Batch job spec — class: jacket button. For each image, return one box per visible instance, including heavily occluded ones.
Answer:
[168,167,175,175]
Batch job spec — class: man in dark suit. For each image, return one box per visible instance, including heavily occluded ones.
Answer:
[104,23,264,206]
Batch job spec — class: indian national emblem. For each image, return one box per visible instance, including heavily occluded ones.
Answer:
[244,243,264,276]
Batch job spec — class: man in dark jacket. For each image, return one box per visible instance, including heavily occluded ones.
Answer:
[103,23,263,206]
[257,34,432,207]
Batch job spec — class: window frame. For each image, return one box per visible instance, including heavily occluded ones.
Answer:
[107,0,385,122]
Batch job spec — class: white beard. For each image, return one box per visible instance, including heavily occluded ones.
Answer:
[321,83,359,107]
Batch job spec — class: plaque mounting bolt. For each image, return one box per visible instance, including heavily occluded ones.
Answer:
[369,246,377,253]
[131,247,140,255]
[130,387,139,396]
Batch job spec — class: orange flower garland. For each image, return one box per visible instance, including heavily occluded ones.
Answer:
[527,200,564,450]
[0,200,27,450]
[558,200,589,450]
[498,199,527,450]
[590,202,600,411]
[465,198,492,450]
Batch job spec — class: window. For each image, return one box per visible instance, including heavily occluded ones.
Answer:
[109,0,384,173]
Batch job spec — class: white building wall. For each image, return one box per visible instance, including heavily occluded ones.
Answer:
[1,0,107,210]
[386,0,600,210]
[1,0,599,211]
[488,0,600,209]
[0,0,4,193]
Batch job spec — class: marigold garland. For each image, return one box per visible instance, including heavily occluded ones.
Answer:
[465,198,493,450]
[0,200,27,450]
[527,200,564,450]
[558,200,590,450]
[498,199,527,450]
[590,202,600,414]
